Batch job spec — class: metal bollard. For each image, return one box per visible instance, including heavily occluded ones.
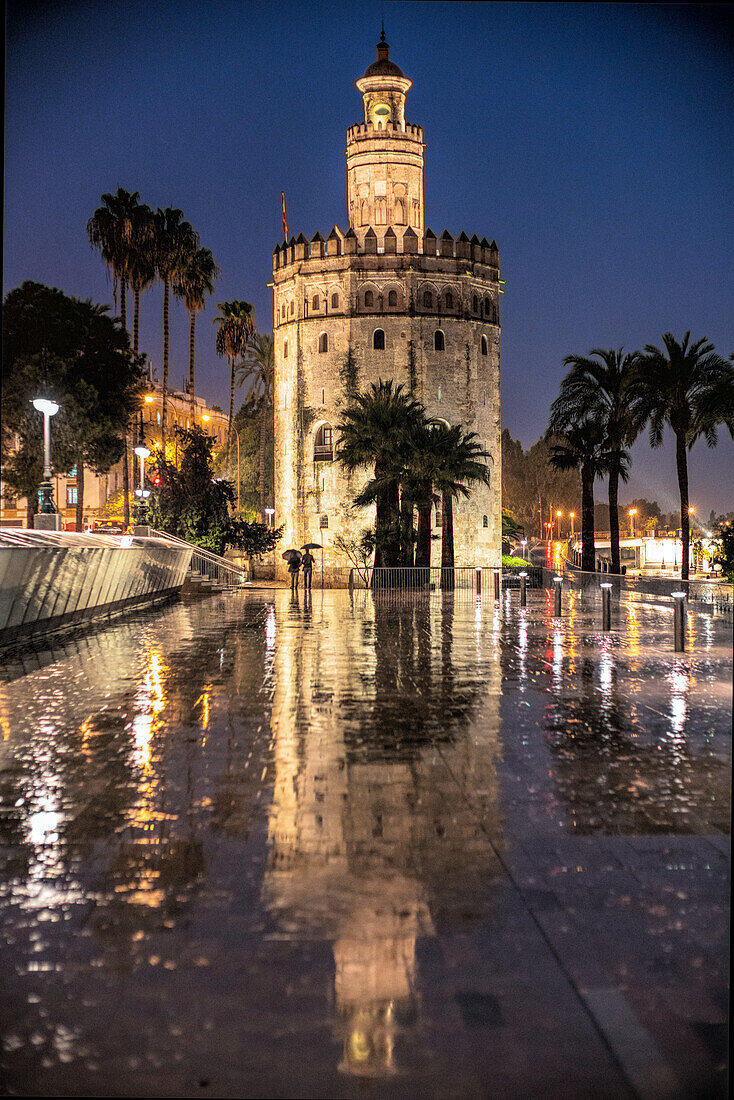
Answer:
[494,568,501,600]
[553,575,562,616]
[601,582,612,631]
[519,571,527,608]
[476,567,481,595]
[672,591,686,651]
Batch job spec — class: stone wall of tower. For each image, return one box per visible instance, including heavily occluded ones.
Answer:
[345,122,425,244]
[272,229,503,582]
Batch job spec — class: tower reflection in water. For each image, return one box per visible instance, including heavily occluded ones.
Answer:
[264,591,502,1077]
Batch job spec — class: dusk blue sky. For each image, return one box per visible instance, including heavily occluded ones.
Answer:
[5,1,734,516]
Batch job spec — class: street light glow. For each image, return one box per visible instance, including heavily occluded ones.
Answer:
[32,398,59,417]
[134,442,151,459]
[144,395,155,404]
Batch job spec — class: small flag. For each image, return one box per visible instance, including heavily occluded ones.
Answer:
[280,191,288,240]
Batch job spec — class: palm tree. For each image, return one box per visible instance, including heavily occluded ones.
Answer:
[336,380,425,568]
[173,247,220,419]
[154,208,198,451]
[87,187,144,525]
[235,332,274,515]
[549,348,640,575]
[213,300,256,452]
[428,423,492,580]
[549,420,622,573]
[127,203,156,353]
[631,332,733,580]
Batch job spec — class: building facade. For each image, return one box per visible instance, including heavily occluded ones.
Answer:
[271,36,503,579]
[0,382,229,529]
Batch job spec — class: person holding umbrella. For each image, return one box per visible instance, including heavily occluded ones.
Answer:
[282,549,302,592]
[301,543,322,589]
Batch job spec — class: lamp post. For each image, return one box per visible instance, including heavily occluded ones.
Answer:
[520,537,527,561]
[569,512,575,540]
[628,507,637,538]
[133,418,151,526]
[264,507,275,527]
[556,509,562,539]
[32,397,60,527]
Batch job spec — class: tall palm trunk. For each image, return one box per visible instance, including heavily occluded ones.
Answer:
[608,456,621,574]
[161,278,170,452]
[400,491,414,567]
[75,454,84,532]
[373,456,390,569]
[26,495,37,527]
[120,276,131,526]
[581,462,595,573]
[441,491,455,589]
[133,288,141,353]
[228,355,236,457]
[675,430,690,581]
[188,308,197,418]
[415,488,432,569]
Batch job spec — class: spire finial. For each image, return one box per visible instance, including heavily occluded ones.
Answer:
[380,20,385,43]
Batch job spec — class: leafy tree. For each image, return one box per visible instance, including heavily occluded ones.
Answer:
[2,281,145,529]
[501,429,579,537]
[336,380,425,568]
[235,332,274,515]
[429,423,491,575]
[147,425,281,558]
[548,419,623,572]
[549,348,640,574]
[333,529,375,586]
[713,522,734,581]
[153,207,199,450]
[173,247,220,418]
[213,300,255,450]
[631,332,734,580]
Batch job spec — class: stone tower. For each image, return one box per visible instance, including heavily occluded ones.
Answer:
[271,36,502,581]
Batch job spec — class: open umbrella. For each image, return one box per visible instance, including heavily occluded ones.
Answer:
[282,549,302,563]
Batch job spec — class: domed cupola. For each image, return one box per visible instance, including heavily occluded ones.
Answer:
[355,31,413,131]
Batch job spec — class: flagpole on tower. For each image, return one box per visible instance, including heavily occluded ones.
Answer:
[280,191,288,240]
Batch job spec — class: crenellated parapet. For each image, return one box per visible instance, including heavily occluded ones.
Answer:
[272,226,500,273]
[345,121,424,141]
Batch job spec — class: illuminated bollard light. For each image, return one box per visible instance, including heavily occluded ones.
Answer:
[519,571,528,608]
[601,582,612,631]
[553,575,563,616]
[494,568,501,601]
[476,566,481,595]
[672,591,687,652]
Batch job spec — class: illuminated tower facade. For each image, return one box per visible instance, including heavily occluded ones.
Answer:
[271,36,503,580]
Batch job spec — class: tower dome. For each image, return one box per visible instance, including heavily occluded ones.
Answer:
[361,33,406,79]
[355,33,413,130]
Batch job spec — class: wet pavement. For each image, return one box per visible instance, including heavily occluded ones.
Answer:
[0,587,730,1098]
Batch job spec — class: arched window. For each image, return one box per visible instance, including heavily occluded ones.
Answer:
[361,201,369,225]
[395,200,405,224]
[483,515,488,528]
[290,301,295,316]
[373,329,385,350]
[364,290,374,308]
[314,424,333,461]
[331,293,339,309]
[434,330,445,351]
[481,335,488,356]
[423,290,433,308]
[445,290,453,309]
[281,303,285,320]
[319,514,329,529]
[283,340,288,358]
[473,295,479,313]
[312,295,320,311]
[484,296,491,316]
[435,507,443,528]
[388,290,398,307]
[318,333,328,353]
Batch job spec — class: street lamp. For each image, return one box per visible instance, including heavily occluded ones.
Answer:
[520,537,527,561]
[133,422,151,525]
[556,509,562,538]
[265,507,275,528]
[628,507,637,538]
[569,512,575,539]
[32,397,60,517]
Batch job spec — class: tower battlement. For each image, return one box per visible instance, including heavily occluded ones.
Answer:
[272,227,500,273]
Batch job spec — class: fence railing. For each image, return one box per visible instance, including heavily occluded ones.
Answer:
[554,564,733,618]
[347,566,542,592]
[145,528,245,587]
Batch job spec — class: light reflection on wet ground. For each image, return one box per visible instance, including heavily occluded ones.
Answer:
[0,589,730,1098]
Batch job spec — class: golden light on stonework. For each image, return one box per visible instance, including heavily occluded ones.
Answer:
[144,394,155,404]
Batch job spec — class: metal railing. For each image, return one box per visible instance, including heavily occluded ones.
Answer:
[145,529,245,587]
[349,566,516,592]
[553,563,733,618]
